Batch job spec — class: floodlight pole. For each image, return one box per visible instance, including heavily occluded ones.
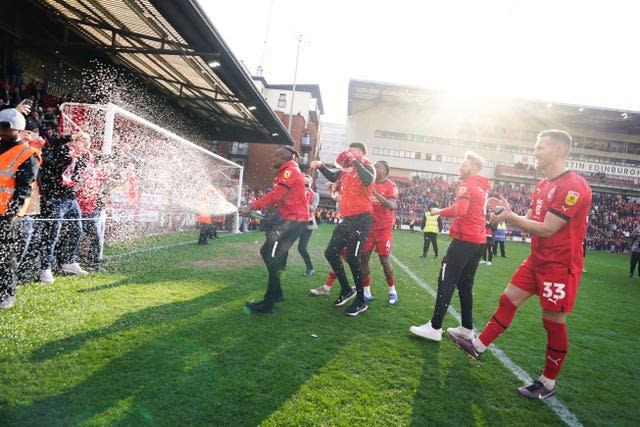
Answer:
[287,34,303,135]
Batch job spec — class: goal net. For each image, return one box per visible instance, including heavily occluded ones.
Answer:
[59,102,242,243]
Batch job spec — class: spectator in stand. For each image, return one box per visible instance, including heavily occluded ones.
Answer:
[38,128,92,283]
[630,225,640,279]
[492,220,507,257]
[25,109,41,131]
[1,82,10,107]
[421,202,442,259]
[0,105,40,309]
[410,152,489,342]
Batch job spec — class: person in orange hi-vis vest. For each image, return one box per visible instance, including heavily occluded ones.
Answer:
[0,104,39,310]
[196,186,213,245]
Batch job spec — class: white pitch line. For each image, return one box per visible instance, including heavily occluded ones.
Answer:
[103,240,196,259]
[391,254,583,427]
[103,234,233,259]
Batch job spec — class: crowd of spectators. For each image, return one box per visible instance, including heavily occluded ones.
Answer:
[392,176,639,253]
[0,71,105,294]
[587,193,640,253]
[1,76,75,138]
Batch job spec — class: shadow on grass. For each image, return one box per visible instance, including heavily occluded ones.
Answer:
[14,281,364,425]
[409,338,502,426]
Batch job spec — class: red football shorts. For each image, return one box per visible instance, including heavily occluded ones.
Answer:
[510,256,581,312]
[363,228,393,256]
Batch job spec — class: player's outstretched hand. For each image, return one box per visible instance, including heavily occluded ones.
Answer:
[488,196,512,223]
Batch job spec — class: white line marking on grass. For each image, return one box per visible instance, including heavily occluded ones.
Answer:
[104,234,232,259]
[391,254,583,427]
[104,240,196,259]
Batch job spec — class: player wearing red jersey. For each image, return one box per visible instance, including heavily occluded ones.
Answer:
[239,146,309,314]
[410,152,489,342]
[450,130,592,400]
[360,161,399,304]
[311,142,376,316]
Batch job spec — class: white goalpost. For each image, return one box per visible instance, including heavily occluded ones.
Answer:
[59,102,243,248]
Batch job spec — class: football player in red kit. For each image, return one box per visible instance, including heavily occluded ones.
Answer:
[310,142,376,316]
[450,130,592,400]
[410,152,489,341]
[360,161,399,304]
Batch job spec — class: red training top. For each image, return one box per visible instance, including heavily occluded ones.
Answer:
[439,174,490,244]
[339,164,374,217]
[251,160,308,222]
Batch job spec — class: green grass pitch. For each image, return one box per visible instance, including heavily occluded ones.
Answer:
[1,226,638,426]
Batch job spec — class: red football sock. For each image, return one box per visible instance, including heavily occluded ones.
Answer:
[326,270,337,286]
[363,276,371,287]
[542,319,568,381]
[386,277,395,287]
[478,293,517,347]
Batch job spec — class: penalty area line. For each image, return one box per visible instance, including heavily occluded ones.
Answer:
[391,254,583,427]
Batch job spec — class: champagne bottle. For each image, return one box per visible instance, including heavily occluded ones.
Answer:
[248,211,264,220]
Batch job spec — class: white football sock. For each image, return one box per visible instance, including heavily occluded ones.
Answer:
[472,338,487,353]
[539,375,556,390]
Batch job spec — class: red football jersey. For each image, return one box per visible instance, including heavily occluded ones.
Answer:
[339,167,373,217]
[251,160,308,222]
[371,179,398,231]
[529,171,592,271]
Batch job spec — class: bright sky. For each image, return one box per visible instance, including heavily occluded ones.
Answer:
[200,0,640,123]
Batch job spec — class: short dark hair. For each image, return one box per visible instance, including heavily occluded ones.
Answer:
[349,141,367,155]
[280,145,299,160]
[376,160,390,174]
[537,129,572,153]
